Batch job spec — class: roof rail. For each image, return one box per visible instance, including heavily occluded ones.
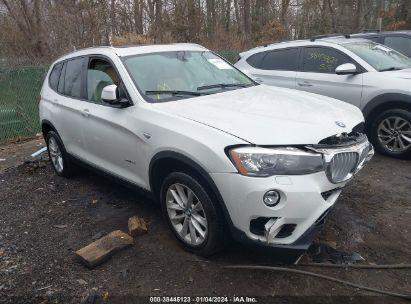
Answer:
[362,29,381,33]
[310,33,350,42]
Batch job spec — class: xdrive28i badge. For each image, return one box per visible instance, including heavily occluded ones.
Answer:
[335,121,346,128]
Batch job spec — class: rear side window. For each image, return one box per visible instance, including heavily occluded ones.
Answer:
[246,52,266,68]
[384,36,411,57]
[49,63,63,91]
[302,47,352,73]
[63,58,84,98]
[259,48,299,71]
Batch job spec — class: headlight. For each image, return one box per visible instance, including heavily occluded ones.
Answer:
[229,146,324,177]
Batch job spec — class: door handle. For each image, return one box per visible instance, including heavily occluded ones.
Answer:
[81,109,90,117]
[297,81,313,87]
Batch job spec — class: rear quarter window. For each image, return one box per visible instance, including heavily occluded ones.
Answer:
[48,63,63,92]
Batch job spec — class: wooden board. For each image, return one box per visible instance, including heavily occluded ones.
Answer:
[76,230,133,269]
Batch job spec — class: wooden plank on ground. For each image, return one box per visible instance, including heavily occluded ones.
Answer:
[76,230,133,269]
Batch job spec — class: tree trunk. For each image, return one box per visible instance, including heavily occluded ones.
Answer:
[242,0,251,41]
[133,0,144,34]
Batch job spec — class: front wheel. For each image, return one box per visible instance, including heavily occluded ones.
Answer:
[160,172,225,256]
[370,108,411,159]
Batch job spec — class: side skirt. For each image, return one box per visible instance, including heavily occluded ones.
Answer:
[67,154,155,201]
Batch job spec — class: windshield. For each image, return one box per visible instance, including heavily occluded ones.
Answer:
[344,42,411,72]
[123,51,254,102]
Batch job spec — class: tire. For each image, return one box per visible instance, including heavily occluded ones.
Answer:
[369,108,411,159]
[160,172,225,256]
[46,131,75,177]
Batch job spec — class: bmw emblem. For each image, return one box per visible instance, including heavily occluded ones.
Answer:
[335,121,346,128]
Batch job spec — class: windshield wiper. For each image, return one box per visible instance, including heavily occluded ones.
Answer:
[379,67,404,72]
[197,83,250,91]
[145,90,204,96]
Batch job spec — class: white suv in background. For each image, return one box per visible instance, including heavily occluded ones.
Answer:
[235,36,411,158]
[40,44,372,258]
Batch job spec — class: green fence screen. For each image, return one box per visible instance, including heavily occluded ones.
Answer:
[0,51,239,144]
[0,66,48,143]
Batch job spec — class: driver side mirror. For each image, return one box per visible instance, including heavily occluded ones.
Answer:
[335,63,357,75]
[101,84,130,107]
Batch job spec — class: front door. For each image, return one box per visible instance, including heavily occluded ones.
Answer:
[295,46,363,108]
[80,56,147,186]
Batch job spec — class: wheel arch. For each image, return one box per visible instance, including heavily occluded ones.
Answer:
[363,94,411,131]
[41,119,58,139]
[149,151,233,227]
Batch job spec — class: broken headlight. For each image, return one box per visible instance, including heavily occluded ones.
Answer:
[229,146,324,177]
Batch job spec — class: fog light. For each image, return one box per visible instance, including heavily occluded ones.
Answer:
[263,190,280,207]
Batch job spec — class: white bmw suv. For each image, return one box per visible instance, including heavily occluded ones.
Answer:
[235,36,411,158]
[40,44,373,257]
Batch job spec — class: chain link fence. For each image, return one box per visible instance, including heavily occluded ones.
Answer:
[0,66,49,143]
[0,51,239,144]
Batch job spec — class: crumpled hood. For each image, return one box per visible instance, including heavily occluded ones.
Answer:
[153,85,364,145]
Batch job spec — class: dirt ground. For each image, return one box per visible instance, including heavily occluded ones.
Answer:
[0,138,410,303]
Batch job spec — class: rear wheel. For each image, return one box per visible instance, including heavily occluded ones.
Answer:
[160,172,225,256]
[370,108,411,158]
[46,131,74,177]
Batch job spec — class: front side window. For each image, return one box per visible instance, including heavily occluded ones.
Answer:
[344,41,411,71]
[87,58,121,103]
[384,36,411,57]
[302,47,352,73]
[259,48,299,71]
[123,51,254,102]
[64,58,83,98]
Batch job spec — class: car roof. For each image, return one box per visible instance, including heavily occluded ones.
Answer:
[55,43,208,62]
[351,30,411,37]
[241,36,370,56]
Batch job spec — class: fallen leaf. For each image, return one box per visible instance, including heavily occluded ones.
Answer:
[53,225,67,229]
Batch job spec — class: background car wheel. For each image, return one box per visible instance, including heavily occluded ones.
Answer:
[160,172,226,256]
[46,131,74,177]
[370,108,411,159]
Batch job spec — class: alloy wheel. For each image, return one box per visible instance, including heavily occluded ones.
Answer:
[166,183,208,246]
[48,137,64,173]
[377,116,411,153]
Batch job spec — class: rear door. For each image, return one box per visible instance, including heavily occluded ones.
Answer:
[295,46,363,107]
[247,47,299,89]
[53,57,89,158]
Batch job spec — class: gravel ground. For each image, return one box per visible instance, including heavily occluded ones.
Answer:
[0,139,410,303]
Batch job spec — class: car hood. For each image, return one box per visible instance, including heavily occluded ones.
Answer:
[152,85,364,145]
[380,67,411,79]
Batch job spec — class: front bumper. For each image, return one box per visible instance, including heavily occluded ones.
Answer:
[211,171,344,249]
[211,139,373,252]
